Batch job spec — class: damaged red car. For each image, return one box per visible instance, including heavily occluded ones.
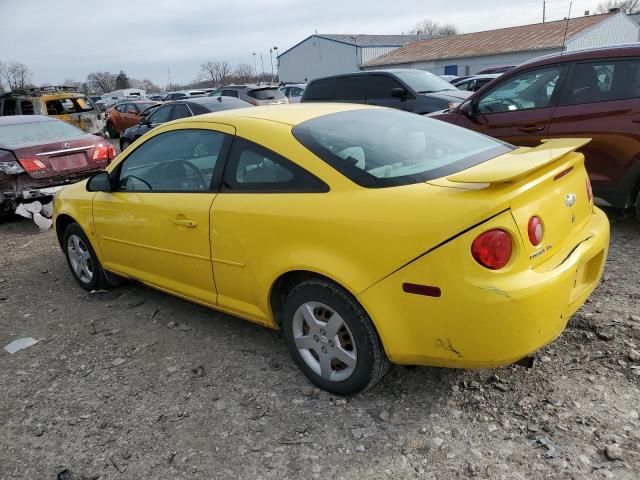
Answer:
[0,115,115,216]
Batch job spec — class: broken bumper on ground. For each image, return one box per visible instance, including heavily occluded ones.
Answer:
[357,208,610,368]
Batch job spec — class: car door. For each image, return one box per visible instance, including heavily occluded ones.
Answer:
[92,124,234,304]
[456,64,565,147]
[210,137,328,324]
[548,57,640,206]
[122,103,140,130]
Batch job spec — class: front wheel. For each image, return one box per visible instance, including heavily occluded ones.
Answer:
[282,279,390,395]
[106,122,118,139]
[635,188,640,222]
[63,223,105,291]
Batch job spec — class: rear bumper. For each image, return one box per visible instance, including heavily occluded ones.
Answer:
[357,207,610,368]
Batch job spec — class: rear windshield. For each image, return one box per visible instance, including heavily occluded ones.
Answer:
[45,96,96,115]
[248,88,285,100]
[292,109,513,188]
[0,120,86,146]
[394,70,457,93]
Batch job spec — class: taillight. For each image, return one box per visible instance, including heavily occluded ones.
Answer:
[93,143,116,161]
[17,158,47,173]
[527,216,544,246]
[471,229,512,270]
[586,177,593,203]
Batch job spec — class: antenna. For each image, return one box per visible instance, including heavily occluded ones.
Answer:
[560,1,573,54]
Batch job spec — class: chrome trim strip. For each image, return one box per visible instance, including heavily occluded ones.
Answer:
[36,146,93,156]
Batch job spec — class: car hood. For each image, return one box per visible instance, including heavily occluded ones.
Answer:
[423,90,471,102]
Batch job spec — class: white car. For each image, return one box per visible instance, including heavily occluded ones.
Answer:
[280,83,306,103]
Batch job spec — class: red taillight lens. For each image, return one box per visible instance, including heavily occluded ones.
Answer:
[586,177,593,203]
[17,158,47,172]
[471,229,512,270]
[93,143,115,161]
[527,216,543,246]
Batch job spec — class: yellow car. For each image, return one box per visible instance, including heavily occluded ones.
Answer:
[53,103,609,395]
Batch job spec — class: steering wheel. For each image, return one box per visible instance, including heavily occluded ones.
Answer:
[161,160,207,191]
[501,97,522,110]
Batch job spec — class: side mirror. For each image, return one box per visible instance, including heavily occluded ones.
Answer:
[86,171,112,192]
[463,99,478,117]
[390,87,408,99]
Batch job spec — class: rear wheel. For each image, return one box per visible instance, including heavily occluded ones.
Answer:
[63,223,105,291]
[282,279,390,395]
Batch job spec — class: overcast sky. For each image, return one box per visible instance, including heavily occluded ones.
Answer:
[0,0,605,87]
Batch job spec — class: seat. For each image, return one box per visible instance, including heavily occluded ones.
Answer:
[570,65,601,104]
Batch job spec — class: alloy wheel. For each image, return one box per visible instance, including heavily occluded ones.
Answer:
[67,234,94,284]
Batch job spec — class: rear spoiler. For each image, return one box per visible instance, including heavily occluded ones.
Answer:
[446,138,591,184]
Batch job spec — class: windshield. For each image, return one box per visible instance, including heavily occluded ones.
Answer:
[393,70,456,93]
[292,109,513,188]
[0,119,87,146]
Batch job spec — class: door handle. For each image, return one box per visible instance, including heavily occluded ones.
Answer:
[172,218,197,228]
[518,125,545,133]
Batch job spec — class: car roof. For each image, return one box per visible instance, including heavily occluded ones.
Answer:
[519,43,640,68]
[180,97,253,108]
[0,115,53,125]
[178,103,374,127]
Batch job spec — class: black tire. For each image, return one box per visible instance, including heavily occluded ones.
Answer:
[635,188,640,223]
[120,139,131,151]
[106,122,118,139]
[282,278,390,395]
[62,223,107,291]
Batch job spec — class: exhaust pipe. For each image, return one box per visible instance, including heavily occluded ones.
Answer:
[514,356,535,369]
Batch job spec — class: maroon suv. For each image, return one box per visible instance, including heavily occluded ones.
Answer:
[432,45,640,218]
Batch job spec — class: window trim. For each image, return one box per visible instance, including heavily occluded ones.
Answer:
[556,57,640,107]
[112,127,233,194]
[220,136,329,194]
[474,63,568,115]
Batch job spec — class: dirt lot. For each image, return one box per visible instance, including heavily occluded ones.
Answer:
[1,209,639,480]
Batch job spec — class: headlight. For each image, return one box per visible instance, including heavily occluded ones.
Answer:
[0,160,25,174]
[447,102,461,109]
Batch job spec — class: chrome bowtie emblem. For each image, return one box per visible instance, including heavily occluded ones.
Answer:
[62,142,71,148]
[565,193,576,208]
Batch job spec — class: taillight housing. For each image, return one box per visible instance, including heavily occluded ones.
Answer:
[527,216,544,246]
[586,177,593,203]
[93,143,116,162]
[471,229,512,270]
[17,158,47,173]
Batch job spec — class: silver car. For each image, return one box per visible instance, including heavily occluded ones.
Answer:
[280,83,306,103]
[208,85,288,106]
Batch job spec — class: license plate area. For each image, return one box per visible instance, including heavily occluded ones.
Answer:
[51,153,88,171]
[570,250,603,301]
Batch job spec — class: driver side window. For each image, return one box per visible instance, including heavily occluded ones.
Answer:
[148,105,173,124]
[477,66,560,114]
[117,129,229,192]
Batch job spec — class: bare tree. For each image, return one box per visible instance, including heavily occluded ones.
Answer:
[86,71,118,93]
[595,0,639,13]
[200,61,232,86]
[0,61,32,90]
[409,19,458,37]
[234,63,254,83]
[130,78,161,93]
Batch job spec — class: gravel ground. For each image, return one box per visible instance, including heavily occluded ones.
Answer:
[0,209,639,480]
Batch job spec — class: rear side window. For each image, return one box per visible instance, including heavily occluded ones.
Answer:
[560,59,640,105]
[222,137,328,193]
[148,105,173,124]
[221,89,239,98]
[247,88,285,100]
[46,97,95,115]
[335,76,366,101]
[367,75,403,99]
[304,78,336,100]
[171,104,191,120]
[115,104,128,113]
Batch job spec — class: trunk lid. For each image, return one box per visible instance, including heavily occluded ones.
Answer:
[438,138,593,267]
[12,136,109,180]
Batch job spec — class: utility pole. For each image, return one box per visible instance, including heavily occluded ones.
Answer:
[269,48,274,84]
[260,53,265,84]
[252,53,258,84]
[542,1,546,23]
